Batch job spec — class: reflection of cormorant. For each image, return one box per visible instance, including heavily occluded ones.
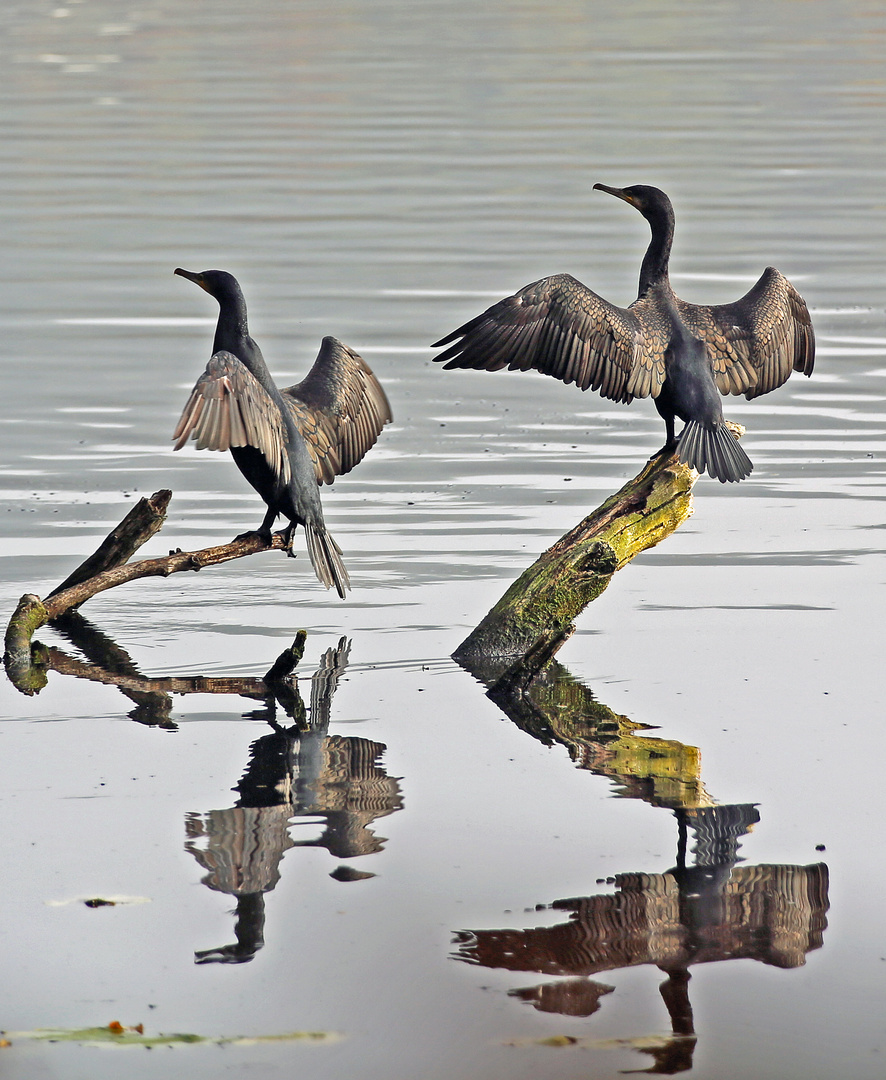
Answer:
[173,268,392,595]
[433,184,814,482]
[457,663,829,1073]
[454,806,829,1075]
[186,640,403,965]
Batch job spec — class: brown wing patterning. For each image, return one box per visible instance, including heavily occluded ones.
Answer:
[172,350,291,484]
[433,274,646,404]
[281,336,393,486]
[677,267,815,399]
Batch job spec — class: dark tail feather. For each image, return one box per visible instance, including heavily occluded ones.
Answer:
[304,522,350,598]
[676,420,753,483]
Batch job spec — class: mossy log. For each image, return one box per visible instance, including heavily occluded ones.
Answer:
[454,445,705,675]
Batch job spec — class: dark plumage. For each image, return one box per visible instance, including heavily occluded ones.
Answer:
[173,268,392,597]
[432,184,814,483]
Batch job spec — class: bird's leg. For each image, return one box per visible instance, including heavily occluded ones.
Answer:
[274,522,297,558]
[235,505,277,546]
[650,414,679,460]
[651,393,680,458]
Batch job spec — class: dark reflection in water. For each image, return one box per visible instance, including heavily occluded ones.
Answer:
[23,618,404,967]
[186,639,403,965]
[41,613,331,730]
[49,610,178,727]
[485,659,712,810]
[454,663,829,1073]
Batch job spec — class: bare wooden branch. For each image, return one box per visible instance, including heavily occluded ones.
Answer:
[453,443,710,675]
[264,629,308,683]
[3,595,51,694]
[3,490,299,693]
[47,490,172,599]
[41,530,289,620]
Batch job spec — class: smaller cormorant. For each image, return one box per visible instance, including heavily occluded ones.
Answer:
[173,269,392,597]
[432,184,814,482]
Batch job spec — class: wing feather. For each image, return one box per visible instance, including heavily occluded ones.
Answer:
[172,350,291,485]
[676,267,815,399]
[432,273,648,404]
[281,336,392,486]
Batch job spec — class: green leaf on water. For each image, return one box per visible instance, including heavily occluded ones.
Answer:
[3,1024,342,1048]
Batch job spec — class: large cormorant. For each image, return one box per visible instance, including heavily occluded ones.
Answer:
[173,269,392,597]
[432,184,814,482]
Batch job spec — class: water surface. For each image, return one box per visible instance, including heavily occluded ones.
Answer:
[1,1,884,1077]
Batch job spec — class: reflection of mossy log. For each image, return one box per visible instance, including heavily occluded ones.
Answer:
[454,447,702,672]
[489,661,711,811]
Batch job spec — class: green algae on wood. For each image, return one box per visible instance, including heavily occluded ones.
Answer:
[454,447,700,672]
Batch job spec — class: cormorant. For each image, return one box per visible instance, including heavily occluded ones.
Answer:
[172,269,392,597]
[432,184,814,482]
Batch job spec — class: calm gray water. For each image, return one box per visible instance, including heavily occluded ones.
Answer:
[1,1,884,1077]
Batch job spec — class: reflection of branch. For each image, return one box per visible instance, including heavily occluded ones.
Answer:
[4,490,295,693]
[17,603,310,729]
[46,649,278,698]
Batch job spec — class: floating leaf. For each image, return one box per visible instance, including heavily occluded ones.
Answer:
[4,1026,342,1048]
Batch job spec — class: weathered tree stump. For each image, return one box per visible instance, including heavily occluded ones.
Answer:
[453,439,716,677]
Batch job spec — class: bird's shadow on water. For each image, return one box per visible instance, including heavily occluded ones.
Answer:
[452,658,830,1074]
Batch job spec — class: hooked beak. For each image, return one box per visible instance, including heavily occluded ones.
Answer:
[174,267,208,291]
[593,183,635,206]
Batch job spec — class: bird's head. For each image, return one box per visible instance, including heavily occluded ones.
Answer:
[174,267,244,304]
[594,183,674,223]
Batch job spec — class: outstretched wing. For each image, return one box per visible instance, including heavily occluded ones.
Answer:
[172,349,291,484]
[281,336,393,486]
[431,273,658,403]
[676,267,815,399]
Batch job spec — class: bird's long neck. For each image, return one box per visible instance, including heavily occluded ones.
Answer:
[212,291,275,393]
[211,288,250,356]
[637,203,675,298]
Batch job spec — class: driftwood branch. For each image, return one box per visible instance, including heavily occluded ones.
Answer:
[453,442,714,677]
[47,489,173,598]
[43,531,289,619]
[3,490,294,694]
